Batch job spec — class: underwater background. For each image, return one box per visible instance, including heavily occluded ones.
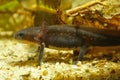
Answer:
[0,0,120,80]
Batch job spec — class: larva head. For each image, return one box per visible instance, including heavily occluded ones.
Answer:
[14,27,40,43]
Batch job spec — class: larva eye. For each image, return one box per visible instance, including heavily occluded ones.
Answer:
[14,32,25,40]
[19,33,24,38]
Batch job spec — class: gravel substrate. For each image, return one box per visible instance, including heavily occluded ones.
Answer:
[0,39,120,80]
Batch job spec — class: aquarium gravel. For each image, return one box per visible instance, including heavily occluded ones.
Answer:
[0,39,120,80]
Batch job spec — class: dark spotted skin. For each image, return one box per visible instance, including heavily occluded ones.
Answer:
[14,25,120,65]
[44,25,84,48]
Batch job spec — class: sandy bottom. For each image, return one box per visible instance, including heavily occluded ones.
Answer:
[0,38,120,80]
